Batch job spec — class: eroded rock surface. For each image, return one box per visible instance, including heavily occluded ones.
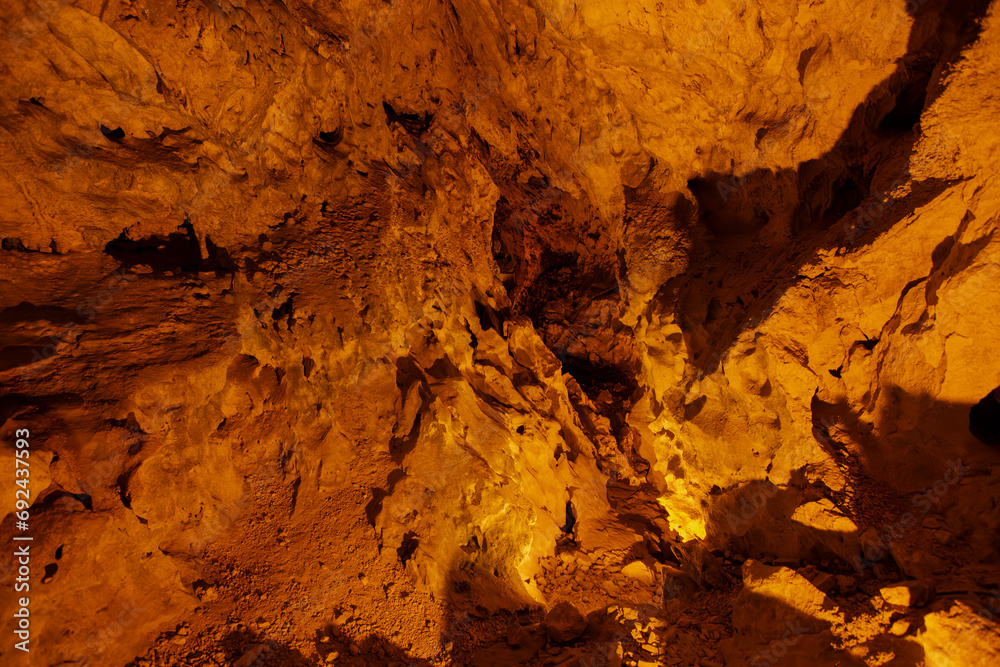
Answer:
[2,0,1000,665]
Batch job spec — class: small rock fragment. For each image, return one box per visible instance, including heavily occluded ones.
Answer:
[661,566,700,603]
[811,572,837,593]
[506,621,529,647]
[836,575,857,595]
[880,581,932,607]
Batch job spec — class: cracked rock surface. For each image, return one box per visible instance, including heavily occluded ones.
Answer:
[3,0,1000,665]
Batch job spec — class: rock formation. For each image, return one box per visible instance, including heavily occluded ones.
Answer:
[2,0,1000,665]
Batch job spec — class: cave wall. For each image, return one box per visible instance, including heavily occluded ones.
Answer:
[2,0,1000,665]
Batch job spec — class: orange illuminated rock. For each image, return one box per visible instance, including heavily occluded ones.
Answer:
[1,0,1000,665]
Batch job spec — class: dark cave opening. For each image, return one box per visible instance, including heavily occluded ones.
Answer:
[104,220,202,273]
[560,356,637,421]
[491,214,518,293]
[561,501,576,534]
[686,172,771,238]
[100,124,126,141]
[970,386,1000,445]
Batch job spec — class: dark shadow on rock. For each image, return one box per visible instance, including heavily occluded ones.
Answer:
[437,558,546,665]
[221,630,311,666]
[389,356,433,465]
[970,386,1000,446]
[674,382,1000,662]
[436,550,644,666]
[132,625,437,667]
[656,0,992,380]
[810,384,1000,493]
[720,588,903,667]
[122,629,314,667]
[694,383,1000,565]
[0,302,86,326]
[643,386,1000,647]
[104,220,202,274]
[698,471,870,578]
[310,623,433,666]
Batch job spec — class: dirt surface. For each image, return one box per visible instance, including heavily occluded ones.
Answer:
[4,0,1000,666]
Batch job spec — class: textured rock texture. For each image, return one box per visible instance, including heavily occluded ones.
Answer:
[2,0,1000,665]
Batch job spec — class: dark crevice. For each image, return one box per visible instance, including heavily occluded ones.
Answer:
[289,476,301,515]
[491,218,518,293]
[970,386,1000,445]
[397,531,419,565]
[317,128,343,145]
[104,221,201,273]
[880,74,930,134]
[2,238,29,251]
[382,101,432,137]
[855,336,879,352]
[560,356,638,433]
[0,302,86,326]
[561,501,576,534]
[797,44,819,85]
[473,299,507,334]
[389,356,433,464]
[100,124,125,141]
[203,235,238,275]
[271,296,296,332]
[365,488,388,528]
[116,469,134,509]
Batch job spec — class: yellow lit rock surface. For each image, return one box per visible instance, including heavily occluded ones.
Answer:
[1,0,1000,665]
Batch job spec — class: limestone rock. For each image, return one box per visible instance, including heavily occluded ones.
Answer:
[542,602,588,644]
[2,0,1000,665]
[917,602,1000,666]
[734,560,841,632]
[661,566,701,604]
[621,561,655,586]
[880,581,933,608]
